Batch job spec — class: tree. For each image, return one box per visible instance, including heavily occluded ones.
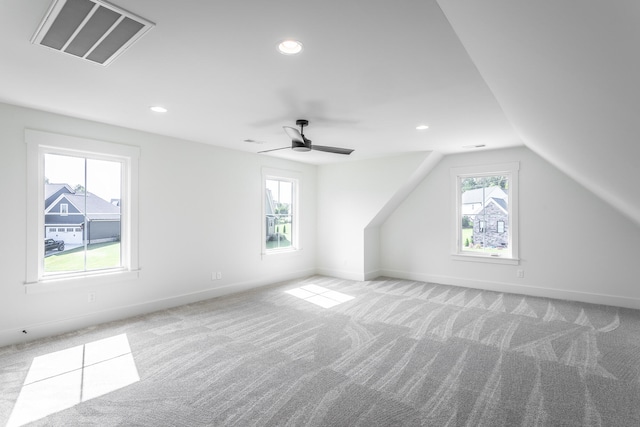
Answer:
[275,203,289,215]
[74,183,86,193]
[461,176,508,192]
[462,216,472,229]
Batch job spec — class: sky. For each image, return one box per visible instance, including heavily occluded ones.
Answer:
[44,154,121,202]
[266,179,292,205]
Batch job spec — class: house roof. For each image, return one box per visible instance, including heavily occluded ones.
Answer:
[45,183,73,200]
[47,192,120,221]
[265,189,276,216]
[476,197,508,216]
[461,186,507,205]
[1,1,638,225]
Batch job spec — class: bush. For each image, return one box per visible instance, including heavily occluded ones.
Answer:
[465,238,469,247]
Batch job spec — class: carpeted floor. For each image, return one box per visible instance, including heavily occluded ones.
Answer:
[1,276,640,426]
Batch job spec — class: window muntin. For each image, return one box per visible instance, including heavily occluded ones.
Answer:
[452,162,519,264]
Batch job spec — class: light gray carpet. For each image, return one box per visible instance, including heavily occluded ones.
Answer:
[1,276,640,426]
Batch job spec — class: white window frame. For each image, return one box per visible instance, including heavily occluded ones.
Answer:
[59,203,68,216]
[25,129,140,292]
[261,168,300,257]
[451,162,519,265]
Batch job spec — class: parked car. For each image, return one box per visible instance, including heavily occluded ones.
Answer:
[44,238,64,252]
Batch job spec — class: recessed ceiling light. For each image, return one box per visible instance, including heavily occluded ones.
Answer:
[416,124,429,130]
[150,106,167,113]
[277,40,303,55]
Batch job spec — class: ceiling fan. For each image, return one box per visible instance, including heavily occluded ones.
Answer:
[258,119,354,155]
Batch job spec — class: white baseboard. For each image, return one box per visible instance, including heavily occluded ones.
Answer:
[364,269,382,281]
[380,269,640,310]
[0,268,316,349]
[315,267,367,281]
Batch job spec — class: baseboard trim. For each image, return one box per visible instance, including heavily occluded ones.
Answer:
[379,269,640,310]
[0,268,316,349]
[316,267,366,281]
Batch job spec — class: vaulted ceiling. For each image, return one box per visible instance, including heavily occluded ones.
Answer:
[1,0,638,225]
[437,0,640,226]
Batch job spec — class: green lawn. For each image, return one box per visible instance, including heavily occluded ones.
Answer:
[45,242,121,272]
[266,221,292,250]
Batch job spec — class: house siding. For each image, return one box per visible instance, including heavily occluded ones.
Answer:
[472,201,508,248]
[88,220,120,244]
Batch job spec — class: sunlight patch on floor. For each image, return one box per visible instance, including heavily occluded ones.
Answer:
[7,333,139,427]
[286,284,354,308]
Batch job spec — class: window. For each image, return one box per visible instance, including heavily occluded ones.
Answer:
[262,168,299,254]
[451,162,519,264]
[26,130,139,288]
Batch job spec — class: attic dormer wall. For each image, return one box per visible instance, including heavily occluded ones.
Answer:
[380,146,640,309]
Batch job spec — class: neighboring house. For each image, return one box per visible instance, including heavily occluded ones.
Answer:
[461,186,508,217]
[44,183,121,245]
[460,186,509,248]
[265,188,276,240]
[472,197,509,248]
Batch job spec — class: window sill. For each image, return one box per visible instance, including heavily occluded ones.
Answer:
[24,269,140,294]
[261,247,301,259]
[452,253,519,266]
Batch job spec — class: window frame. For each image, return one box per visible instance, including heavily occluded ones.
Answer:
[25,129,140,292]
[451,162,519,265]
[261,168,301,257]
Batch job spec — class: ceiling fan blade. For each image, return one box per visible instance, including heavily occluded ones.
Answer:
[311,145,354,155]
[283,126,304,143]
[257,146,290,153]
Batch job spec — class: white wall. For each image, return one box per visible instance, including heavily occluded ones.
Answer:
[316,152,437,280]
[380,146,640,308]
[0,102,317,347]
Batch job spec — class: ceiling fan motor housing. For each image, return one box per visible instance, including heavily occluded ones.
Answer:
[292,140,311,151]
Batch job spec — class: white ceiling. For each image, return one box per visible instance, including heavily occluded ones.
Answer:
[2,0,638,225]
[0,0,520,164]
[437,0,640,226]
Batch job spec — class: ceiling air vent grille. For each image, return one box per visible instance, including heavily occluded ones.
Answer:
[32,0,154,66]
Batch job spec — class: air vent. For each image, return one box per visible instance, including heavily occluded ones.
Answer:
[32,0,154,66]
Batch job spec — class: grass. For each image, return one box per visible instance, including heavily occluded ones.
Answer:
[45,241,121,273]
[266,221,293,250]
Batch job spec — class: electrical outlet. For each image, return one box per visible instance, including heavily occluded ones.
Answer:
[88,292,96,303]
[216,272,222,280]
[516,269,524,278]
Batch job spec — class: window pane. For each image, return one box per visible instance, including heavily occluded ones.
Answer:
[265,178,294,250]
[460,175,509,255]
[86,159,121,270]
[43,154,122,274]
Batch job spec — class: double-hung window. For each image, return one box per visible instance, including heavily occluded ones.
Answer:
[262,168,299,255]
[451,162,519,264]
[26,130,139,288]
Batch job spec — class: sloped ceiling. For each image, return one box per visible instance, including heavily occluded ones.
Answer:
[437,0,640,226]
[2,1,637,224]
